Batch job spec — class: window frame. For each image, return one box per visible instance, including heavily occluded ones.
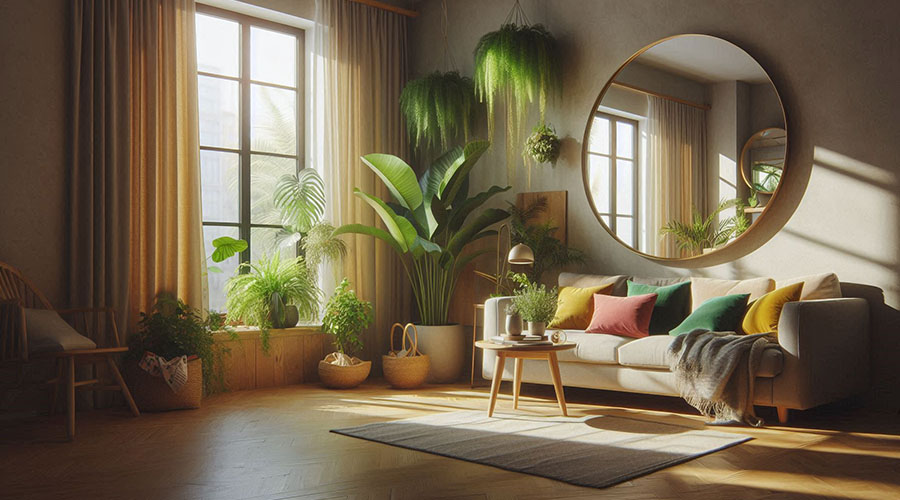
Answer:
[587,111,640,248]
[196,4,306,268]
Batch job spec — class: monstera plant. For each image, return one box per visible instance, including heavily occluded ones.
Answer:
[334,140,509,383]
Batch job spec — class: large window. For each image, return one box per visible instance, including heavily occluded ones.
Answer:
[196,6,305,311]
[586,112,639,247]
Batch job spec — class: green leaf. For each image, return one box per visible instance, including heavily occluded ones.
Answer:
[353,189,416,252]
[207,266,223,274]
[333,223,404,255]
[448,185,510,231]
[273,169,326,233]
[211,236,248,263]
[440,140,490,202]
[447,207,509,256]
[360,154,423,212]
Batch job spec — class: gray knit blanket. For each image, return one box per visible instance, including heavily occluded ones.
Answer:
[666,329,778,427]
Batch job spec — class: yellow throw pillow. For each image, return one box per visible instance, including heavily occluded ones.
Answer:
[549,284,614,330]
[742,282,804,336]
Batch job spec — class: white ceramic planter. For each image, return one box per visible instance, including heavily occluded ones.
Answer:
[414,324,465,383]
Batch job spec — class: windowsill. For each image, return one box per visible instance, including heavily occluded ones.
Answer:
[214,324,322,341]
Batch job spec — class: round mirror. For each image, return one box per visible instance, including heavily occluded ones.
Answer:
[582,35,787,260]
[740,127,786,194]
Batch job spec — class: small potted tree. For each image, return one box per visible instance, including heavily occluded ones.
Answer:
[510,273,558,337]
[318,279,374,389]
[125,294,236,411]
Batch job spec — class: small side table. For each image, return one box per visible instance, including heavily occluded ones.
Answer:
[475,340,577,417]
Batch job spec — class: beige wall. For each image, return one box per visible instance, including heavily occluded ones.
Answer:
[409,0,900,404]
[0,0,68,306]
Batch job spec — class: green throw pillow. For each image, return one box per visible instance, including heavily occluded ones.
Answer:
[669,293,750,336]
[627,280,691,335]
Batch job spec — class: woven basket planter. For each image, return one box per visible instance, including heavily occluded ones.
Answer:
[125,357,202,412]
[383,323,430,389]
[318,353,371,389]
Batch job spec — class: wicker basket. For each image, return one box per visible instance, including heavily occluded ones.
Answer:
[125,357,202,411]
[383,323,430,389]
[318,353,372,389]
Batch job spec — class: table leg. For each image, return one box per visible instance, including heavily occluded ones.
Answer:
[547,352,567,416]
[487,352,506,417]
[513,357,523,409]
[66,356,75,440]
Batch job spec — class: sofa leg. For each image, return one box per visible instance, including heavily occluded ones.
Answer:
[776,406,789,424]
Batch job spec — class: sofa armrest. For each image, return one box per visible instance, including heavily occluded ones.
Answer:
[773,297,869,409]
[483,297,513,341]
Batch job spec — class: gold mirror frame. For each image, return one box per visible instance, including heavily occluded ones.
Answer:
[740,127,786,195]
[580,34,788,262]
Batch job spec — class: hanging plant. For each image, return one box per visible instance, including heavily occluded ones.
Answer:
[400,70,477,151]
[524,123,561,165]
[473,4,560,182]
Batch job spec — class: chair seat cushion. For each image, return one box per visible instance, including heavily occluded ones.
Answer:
[25,309,97,353]
[617,335,784,377]
[556,331,635,364]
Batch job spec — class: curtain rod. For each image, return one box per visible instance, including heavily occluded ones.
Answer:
[350,0,419,18]
[611,81,710,110]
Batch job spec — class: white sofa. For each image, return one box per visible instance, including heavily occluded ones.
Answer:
[481,273,870,422]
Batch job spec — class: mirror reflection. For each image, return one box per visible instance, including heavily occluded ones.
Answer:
[583,35,786,259]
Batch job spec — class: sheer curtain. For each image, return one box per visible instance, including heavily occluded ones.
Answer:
[313,0,410,368]
[646,96,708,258]
[70,0,205,333]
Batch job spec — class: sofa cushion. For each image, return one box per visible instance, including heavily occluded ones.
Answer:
[670,293,750,336]
[743,283,803,336]
[555,331,634,364]
[586,293,657,338]
[549,284,614,330]
[631,277,690,288]
[776,273,842,300]
[627,280,691,335]
[25,309,97,353]
[690,277,774,312]
[558,272,630,296]
[617,334,784,377]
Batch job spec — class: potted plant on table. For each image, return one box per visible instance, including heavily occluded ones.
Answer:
[224,253,322,352]
[334,140,510,383]
[318,279,374,389]
[125,294,236,411]
[509,273,558,337]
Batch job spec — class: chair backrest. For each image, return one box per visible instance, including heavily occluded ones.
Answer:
[0,261,53,310]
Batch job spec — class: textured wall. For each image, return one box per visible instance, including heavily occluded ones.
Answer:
[409,0,900,405]
[0,0,68,306]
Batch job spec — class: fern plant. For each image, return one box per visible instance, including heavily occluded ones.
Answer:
[400,70,478,152]
[474,21,560,181]
[225,253,322,351]
[659,199,751,256]
[508,196,584,283]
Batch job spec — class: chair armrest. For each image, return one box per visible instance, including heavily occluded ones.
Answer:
[773,297,869,409]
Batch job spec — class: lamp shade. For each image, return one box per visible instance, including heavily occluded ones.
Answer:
[507,243,535,265]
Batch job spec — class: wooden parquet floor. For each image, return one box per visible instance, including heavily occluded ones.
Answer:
[0,380,898,500]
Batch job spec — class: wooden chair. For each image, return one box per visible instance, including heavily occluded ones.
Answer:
[0,261,140,439]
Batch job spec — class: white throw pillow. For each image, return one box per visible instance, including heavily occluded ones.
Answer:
[776,273,842,300]
[25,309,97,353]
[690,277,775,312]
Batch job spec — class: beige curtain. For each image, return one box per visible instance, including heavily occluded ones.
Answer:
[646,96,708,258]
[314,0,410,369]
[70,0,205,334]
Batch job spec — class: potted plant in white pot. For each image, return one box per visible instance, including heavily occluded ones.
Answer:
[318,278,373,389]
[334,140,510,383]
[510,273,558,337]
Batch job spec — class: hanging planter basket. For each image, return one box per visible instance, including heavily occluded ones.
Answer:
[383,323,430,389]
[524,123,561,165]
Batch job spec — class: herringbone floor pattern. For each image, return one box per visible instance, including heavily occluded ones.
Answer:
[1,381,898,499]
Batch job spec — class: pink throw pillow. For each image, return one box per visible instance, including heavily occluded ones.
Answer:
[585,293,658,338]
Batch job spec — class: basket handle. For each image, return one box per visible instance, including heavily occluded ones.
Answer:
[402,323,420,357]
[389,323,405,354]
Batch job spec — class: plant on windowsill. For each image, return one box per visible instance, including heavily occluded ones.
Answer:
[224,252,322,352]
[333,140,510,383]
[125,294,238,410]
[509,273,558,337]
[318,278,374,389]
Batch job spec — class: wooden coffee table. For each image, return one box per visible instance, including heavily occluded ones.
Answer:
[475,340,577,417]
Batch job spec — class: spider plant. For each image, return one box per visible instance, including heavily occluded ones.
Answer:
[225,253,322,351]
[400,70,478,153]
[659,199,751,256]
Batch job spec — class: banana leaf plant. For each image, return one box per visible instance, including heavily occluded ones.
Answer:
[334,140,510,326]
